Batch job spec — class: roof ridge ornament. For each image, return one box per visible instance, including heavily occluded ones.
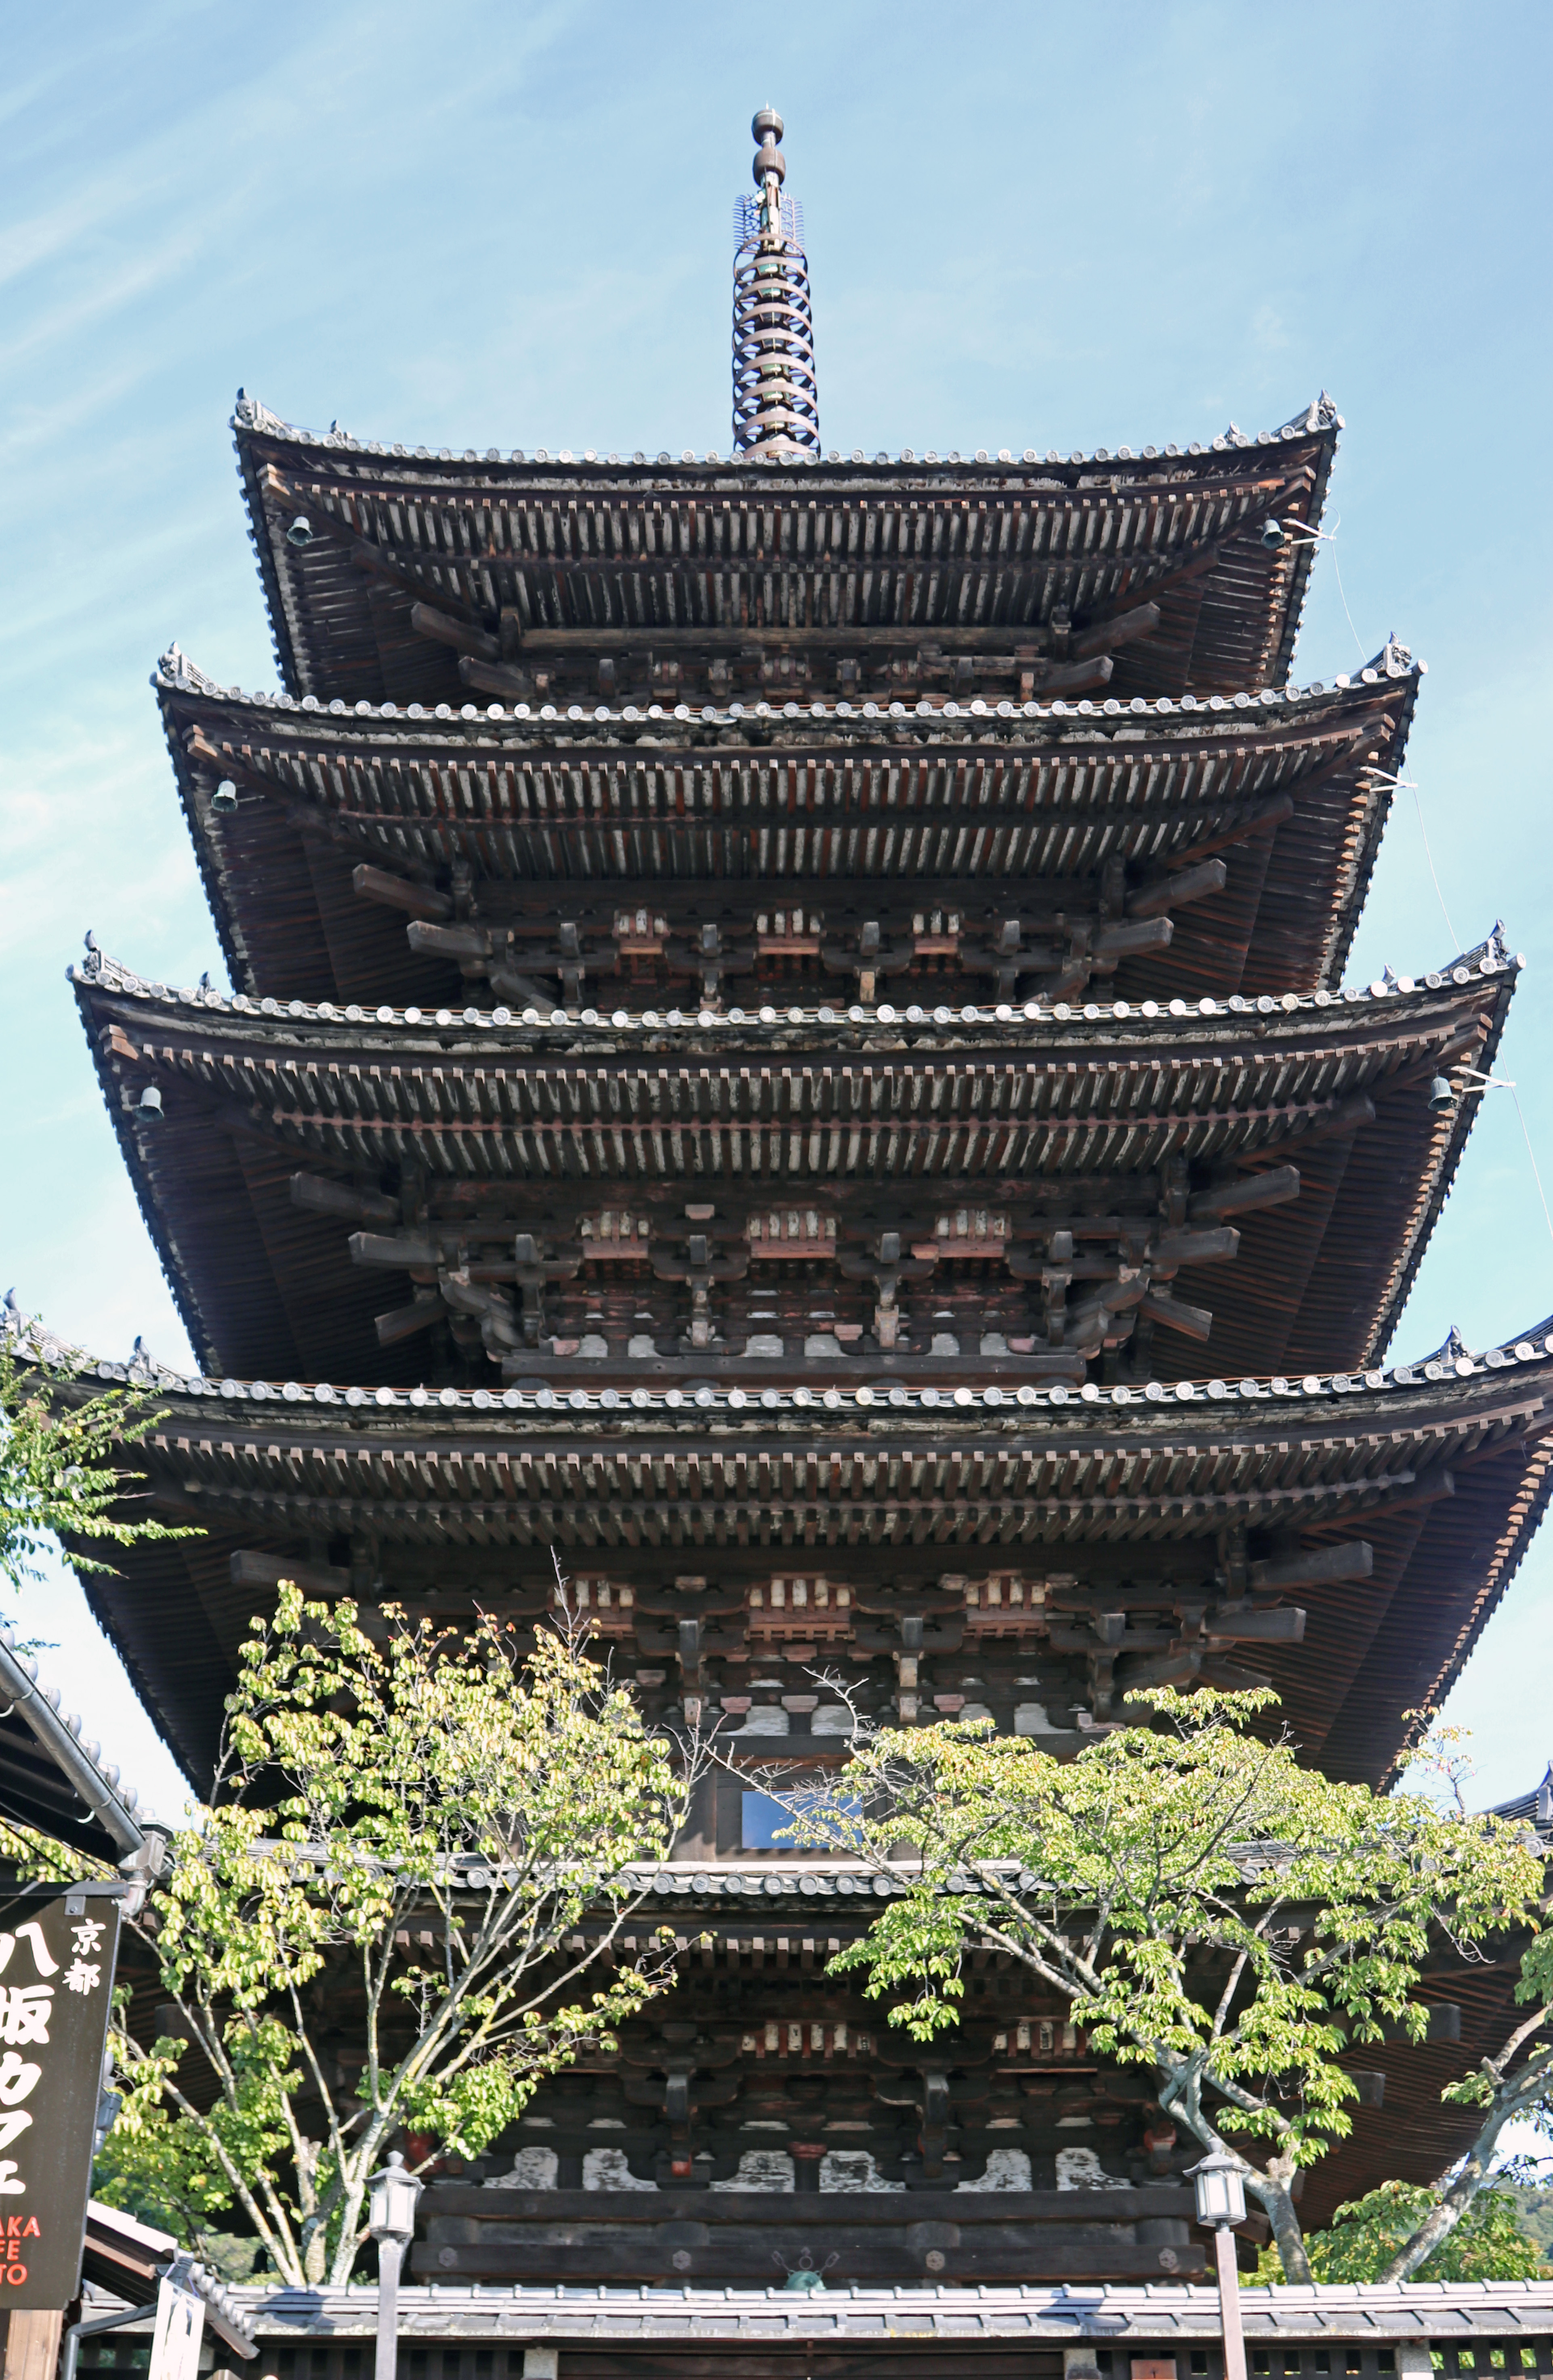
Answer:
[731,108,820,460]
[1270,393,1342,441]
[1416,1323,1476,1369]
[232,390,290,435]
[1437,919,1511,977]
[1363,633,1414,678]
[156,643,221,696]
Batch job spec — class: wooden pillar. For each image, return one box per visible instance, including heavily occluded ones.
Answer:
[2,2312,63,2380]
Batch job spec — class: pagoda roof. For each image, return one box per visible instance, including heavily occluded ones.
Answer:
[155,652,1419,1012]
[232,394,1340,711]
[50,1319,1553,1793]
[73,948,1514,1390]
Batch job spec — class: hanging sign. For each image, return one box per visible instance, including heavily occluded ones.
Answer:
[149,2266,206,2380]
[0,1885,122,2307]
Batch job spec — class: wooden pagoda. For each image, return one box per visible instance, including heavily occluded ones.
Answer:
[51,112,1553,2289]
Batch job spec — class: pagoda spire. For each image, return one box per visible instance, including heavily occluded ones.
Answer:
[731,108,820,458]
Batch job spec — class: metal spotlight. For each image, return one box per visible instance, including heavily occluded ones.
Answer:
[212,779,239,813]
[286,514,313,547]
[135,1086,164,1120]
[1261,518,1286,551]
[1428,1075,1454,1112]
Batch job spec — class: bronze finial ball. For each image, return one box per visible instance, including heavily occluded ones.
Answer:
[752,107,786,187]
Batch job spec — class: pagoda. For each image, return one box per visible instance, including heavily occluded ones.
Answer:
[52,111,1553,2286]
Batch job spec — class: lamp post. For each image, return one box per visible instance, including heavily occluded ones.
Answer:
[1189,2151,1248,2380]
[367,2151,424,2380]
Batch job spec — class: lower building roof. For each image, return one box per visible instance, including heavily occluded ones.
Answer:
[0,1617,146,1863]
[239,2276,1553,2346]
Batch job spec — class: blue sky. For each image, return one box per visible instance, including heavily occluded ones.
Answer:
[2,0,1551,1827]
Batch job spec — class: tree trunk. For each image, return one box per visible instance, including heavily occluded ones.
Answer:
[1377,2048,1547,2284]
[330,2181,370,2286]
[1246,2169,1311,2283]
[1150,2054,1311,2283]
[1377,2143,1491,2282]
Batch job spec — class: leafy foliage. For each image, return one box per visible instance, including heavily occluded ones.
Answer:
[1255,2179,1547,2282]
[1372,1924,1553,2280]
[769,1689,1546,2283]
[0,1324,198,1590]
[1497,2179,1553,2262]
[92,1585,695,2285]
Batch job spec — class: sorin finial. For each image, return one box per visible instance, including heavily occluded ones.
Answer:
[731,107,819,459]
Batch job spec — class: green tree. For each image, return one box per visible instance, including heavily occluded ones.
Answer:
[1496,2180,1553,2264]
[769,1690,1546,2283]
[1258,2178,1546,2282]
[82,1584,697,2285]
[0,1320,197,1590]
[1374,1926,1553,2279]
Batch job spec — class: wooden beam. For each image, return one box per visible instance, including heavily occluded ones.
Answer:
[503,624,1066,656]
[404,919,492,963]
[409,600,500,664]
[351,864,452,923]
[1293,1092,1376,1146]
[1161,791,1293,867]
[289,1171,400,1226]
[1136,1289,1215,1340]
[1207,1605,1307,1644]
[1380,2004,1461,2044]
[412,2236,1202,2284]
[231,1550,351,1598]
[1187,1165,1301,1222]
[425,2181,1198,2224]
[423,874,1228,936]
[459,643,1114,691]
[375,1294,447,1346]
[166,1463,1462,1547]
[350,1230,445,1268]
[1126,855,1227,920]
[264,1544,1223,1600]
[1069,600,1161,661]
[1249,1541,1372,1592]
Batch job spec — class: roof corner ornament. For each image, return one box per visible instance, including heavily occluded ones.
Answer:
[156,643,221,696]
[128,1334,163,1383]
[731,108,820,460]
[1419,1323,1475,1369]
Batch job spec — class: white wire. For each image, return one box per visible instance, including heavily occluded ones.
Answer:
[1410,787,1460,950]
[1462,1076,1553,1263]
[1510,1087,1553,1258]
[1328,540,1369,665]
[1361,765,1461,953]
